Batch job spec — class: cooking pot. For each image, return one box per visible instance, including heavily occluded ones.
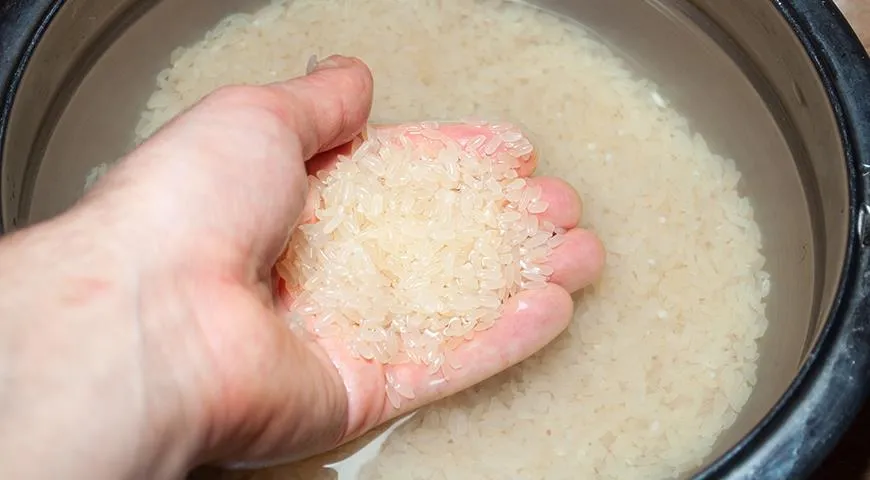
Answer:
[2,0,870,478]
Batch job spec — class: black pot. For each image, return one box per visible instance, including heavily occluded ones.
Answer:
[2,0,870,478]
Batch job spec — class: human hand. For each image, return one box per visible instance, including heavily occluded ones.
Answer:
[0,55,604,479]
[270,119,606,462]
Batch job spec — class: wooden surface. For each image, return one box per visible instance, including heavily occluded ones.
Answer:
[811,1,870,478]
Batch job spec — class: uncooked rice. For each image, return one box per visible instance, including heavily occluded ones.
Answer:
[94,0,771,478]
[277,121,559,408]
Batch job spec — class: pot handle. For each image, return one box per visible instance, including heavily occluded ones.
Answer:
[699,1,870,479]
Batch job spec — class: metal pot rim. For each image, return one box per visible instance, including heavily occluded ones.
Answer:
[696,2,870,477]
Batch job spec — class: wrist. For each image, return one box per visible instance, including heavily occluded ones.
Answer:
[0,209,205,479]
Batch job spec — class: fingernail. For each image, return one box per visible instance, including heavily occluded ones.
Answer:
[305,54,318,74]
[307,55,344,74]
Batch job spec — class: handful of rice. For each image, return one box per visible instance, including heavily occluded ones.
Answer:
[276,120,564,376]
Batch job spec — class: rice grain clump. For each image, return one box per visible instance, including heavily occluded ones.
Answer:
[114,0,771,478]
[277,122,558,404]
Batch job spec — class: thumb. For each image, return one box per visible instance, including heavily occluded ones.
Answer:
[266,54,375,160]
[80,55,374,264]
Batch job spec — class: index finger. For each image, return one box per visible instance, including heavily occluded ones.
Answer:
[268,54,374,159]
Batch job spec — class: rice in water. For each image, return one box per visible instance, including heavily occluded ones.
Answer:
[122,0,770,478]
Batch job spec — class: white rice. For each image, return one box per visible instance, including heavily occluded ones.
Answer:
[103,0,770,477]
[278,122,559,408]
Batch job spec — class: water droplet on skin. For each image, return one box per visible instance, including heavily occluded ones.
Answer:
[427,376,448,390]
[515,298,532,313]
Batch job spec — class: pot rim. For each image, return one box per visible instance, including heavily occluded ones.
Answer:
[1,1,870,478]
[696,2,870,477]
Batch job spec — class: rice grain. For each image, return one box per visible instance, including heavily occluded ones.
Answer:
[277,123,558,378]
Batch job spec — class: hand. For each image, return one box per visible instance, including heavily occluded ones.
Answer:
[0,55,604,479]
[272,119,605,456]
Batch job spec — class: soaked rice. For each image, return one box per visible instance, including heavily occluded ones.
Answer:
[111,0,769,478]
[277,121,559,407]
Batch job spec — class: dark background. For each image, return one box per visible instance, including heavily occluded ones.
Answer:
[814,401,870,478]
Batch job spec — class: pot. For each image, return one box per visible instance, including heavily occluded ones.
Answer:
[2,0,870,478]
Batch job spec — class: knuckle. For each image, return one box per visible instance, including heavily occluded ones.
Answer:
[204,84,292,128]
[205,84,262,104]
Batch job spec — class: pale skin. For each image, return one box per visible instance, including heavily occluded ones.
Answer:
[0,56,604,479]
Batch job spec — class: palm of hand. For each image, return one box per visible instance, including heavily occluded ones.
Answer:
[90,57,604,467]
[274,122,604,448]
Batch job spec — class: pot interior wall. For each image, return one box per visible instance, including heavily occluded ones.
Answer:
[0,0,849,475]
